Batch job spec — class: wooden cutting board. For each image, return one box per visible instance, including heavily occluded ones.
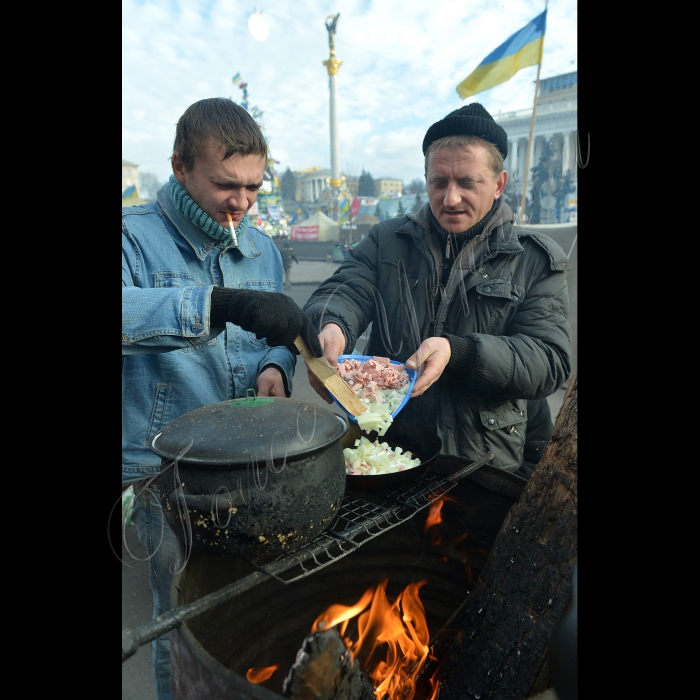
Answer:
[293,336,366,416]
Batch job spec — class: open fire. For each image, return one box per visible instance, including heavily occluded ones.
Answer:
[246,577,443,699]
[310,578,440,700]
[169,462,523,700]
[247,495,467,699]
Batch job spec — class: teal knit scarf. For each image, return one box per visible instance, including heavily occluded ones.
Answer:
[169,175,248,246]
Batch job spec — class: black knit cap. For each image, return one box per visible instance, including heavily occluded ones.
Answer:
[422,103,508,159]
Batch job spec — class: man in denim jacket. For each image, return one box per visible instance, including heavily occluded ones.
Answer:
[122,98,322,700]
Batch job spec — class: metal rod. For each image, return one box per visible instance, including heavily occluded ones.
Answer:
[444,452,494,483]
[122,570,269,662]
[519,0,548,223]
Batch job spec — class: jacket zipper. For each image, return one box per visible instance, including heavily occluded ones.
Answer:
[423,248,439,341]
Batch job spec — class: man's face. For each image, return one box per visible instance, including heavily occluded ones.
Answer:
[426,145,507,233]
[172,140,265,227]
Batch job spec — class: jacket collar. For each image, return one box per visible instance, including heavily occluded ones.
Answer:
[404,199,524,257]
[157,181,262,261]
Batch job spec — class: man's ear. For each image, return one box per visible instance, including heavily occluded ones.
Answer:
[495,170,508,199]
[172,153,186,183]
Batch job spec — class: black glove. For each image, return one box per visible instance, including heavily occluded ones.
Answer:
[210,287,323,357]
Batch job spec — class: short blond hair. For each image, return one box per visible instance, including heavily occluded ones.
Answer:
[425,135,504,177]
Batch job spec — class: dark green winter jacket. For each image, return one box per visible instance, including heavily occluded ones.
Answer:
[303,199,571,471]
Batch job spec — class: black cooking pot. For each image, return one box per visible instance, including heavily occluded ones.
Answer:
[151,392,348,560]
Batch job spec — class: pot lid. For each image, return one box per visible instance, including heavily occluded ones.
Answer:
[150,391,347,467]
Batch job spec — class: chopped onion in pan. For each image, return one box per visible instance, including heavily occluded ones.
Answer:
[344,436,421,476]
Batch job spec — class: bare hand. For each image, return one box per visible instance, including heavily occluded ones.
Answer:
[306,323,346,403]
[405,337,451,397]
[256,367,286,397]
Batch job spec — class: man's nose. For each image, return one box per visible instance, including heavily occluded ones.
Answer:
[227,189,249,210]
[444,183,461,208]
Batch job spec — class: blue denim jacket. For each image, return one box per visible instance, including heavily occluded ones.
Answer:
[122,181,296,482]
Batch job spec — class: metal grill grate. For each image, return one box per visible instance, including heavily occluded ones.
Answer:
[253,454,492,584]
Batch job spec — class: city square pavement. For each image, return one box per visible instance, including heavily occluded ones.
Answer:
[121,259,567,699]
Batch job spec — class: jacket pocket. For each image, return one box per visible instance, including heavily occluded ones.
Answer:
[478,398,528,429]
[239,279,277,347]
[475,280,527,308]
[153,271,196,287]
[478,398,528,469]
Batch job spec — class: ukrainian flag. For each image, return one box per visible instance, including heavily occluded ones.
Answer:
[232,72,242,85]
[456,10,547,99]
[338,199,350,224]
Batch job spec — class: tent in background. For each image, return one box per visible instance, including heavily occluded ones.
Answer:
[290,210,340,242]
[352,211,380,241]
[356,212,380,226]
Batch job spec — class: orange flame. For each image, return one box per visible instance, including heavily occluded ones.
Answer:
[311,579,436,700]
[246,665,278,683]
[427,664,442,700]
[424,495,460,534]
[424,499,445,533]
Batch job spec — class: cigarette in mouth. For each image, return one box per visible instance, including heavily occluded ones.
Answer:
[226,213,239,248]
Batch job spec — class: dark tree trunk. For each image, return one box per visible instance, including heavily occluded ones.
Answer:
[436,372,578,700]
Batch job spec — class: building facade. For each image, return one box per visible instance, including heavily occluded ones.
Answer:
[494,71,578,223]
[293,167,328,203]
[293,168,358,206]
[122,159,140,195]
[374,177,403,197]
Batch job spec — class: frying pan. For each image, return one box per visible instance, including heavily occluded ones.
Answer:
[341,419,442,493]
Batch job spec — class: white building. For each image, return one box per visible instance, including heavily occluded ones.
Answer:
[294,167,331,203]
[122,159,140,195]
[292,167,358,206]
[495,71,578,223]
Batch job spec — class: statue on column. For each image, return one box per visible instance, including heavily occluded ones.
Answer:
[325,13,340,54]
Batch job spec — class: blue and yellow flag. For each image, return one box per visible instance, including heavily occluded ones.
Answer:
[290,207,302,225]
[456,10,547,99]
[232,72,242,85]
[337,199,350,224]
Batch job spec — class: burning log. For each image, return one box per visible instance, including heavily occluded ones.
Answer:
[282,626,376,700]
[433,372,578,700]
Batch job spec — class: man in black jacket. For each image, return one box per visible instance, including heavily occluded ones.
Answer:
[302,103,571,474]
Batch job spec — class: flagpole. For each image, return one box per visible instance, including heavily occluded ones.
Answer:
[519,0,548,224]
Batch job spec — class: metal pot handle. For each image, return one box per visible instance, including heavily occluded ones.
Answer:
[168,489,247,512]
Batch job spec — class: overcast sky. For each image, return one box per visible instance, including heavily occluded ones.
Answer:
[123,0,577,188]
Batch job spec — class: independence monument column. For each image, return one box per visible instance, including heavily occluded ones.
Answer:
[323,13,342,220]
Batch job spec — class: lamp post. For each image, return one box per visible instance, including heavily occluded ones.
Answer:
[323,13,343,222]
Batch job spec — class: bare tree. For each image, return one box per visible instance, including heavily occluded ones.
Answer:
[139,172,164,200]
[405,178,426,195]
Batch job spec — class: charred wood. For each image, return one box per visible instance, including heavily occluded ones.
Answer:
[434,373,578,700]
[282,626,376,700]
